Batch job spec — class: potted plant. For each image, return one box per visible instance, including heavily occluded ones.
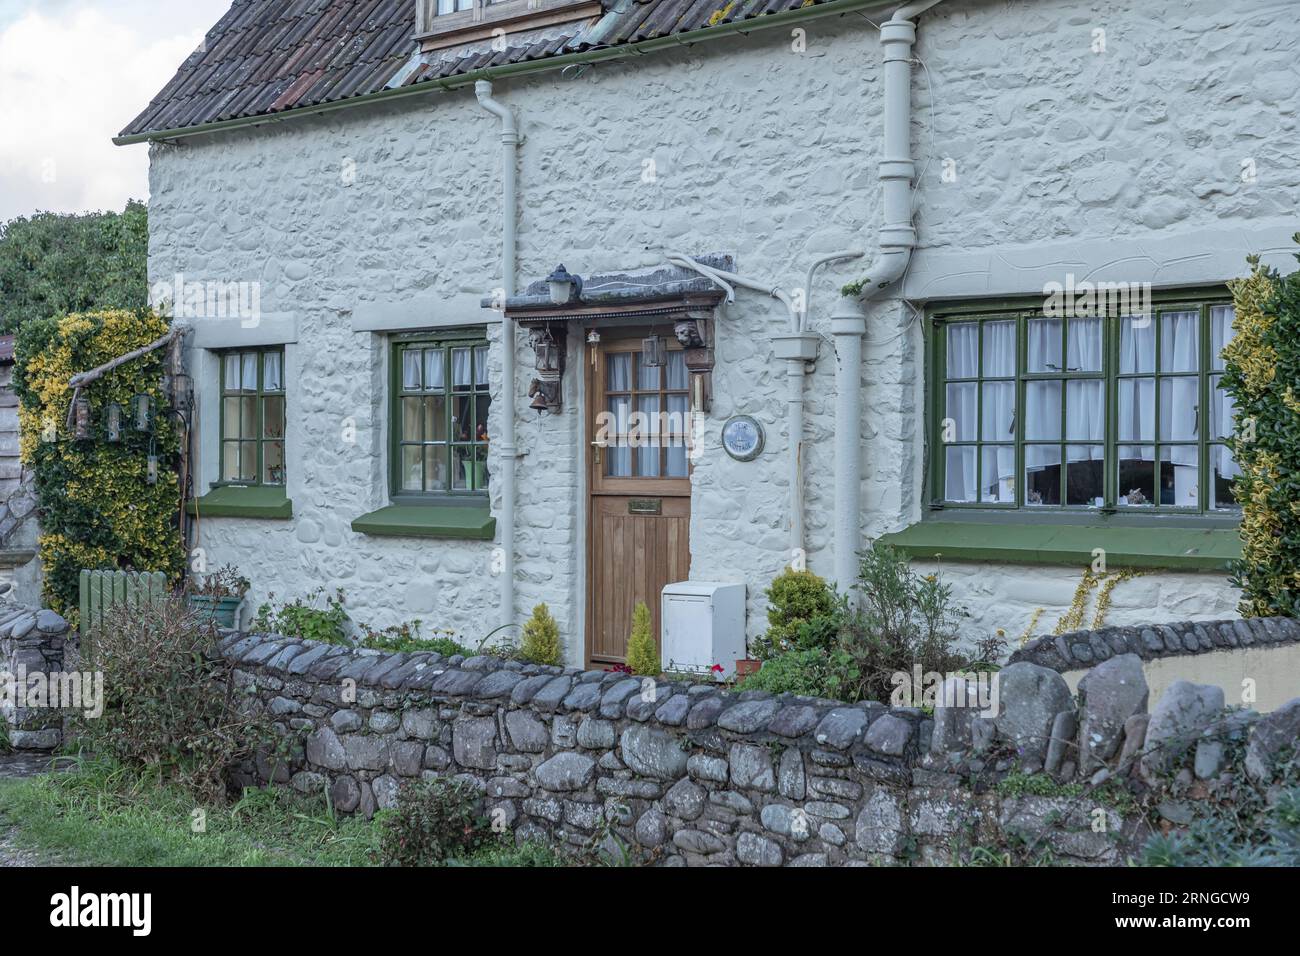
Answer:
[735,658,762,678]
[188,564,250,629]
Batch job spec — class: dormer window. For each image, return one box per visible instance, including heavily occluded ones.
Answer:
[415,0,602,52]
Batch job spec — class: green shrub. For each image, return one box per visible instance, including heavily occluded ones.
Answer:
[1141,787,1300,867]
[754,568,835,659]
[736,648,834,697]
[379,777,490,866]
[251,587,350,644]
[358,621,471,657]
[624,601,659,676]
[519,603,562,665]
[1222,246,1300,617]
[76,596,271,803]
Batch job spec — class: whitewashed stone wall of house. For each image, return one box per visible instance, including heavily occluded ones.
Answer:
[147,0,1297,660]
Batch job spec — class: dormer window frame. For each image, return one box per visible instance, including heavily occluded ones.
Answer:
[414,0,603,52]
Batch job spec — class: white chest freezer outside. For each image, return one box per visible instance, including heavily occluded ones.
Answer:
[661,582,747,681]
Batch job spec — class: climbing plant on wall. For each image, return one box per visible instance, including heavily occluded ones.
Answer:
[12,309,183,617]
[1221,242,1300,618]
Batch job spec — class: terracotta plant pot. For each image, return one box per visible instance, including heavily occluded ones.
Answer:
[735,659,762,678]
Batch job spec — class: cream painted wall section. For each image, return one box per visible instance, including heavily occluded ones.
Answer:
[146,0,1297,663]
[1062,644,1300,714]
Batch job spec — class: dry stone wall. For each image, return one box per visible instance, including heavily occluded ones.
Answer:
[220,625,1300,866]
[0,600,69,751]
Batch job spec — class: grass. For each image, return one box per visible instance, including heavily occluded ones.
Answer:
[0,756,571,868]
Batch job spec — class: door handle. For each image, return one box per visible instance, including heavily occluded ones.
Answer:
[591,440,606,466]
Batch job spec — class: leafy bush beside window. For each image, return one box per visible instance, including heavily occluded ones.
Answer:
[1223,247,1300,617]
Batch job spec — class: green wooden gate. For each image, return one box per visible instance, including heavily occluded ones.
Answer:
[78,569,169,660]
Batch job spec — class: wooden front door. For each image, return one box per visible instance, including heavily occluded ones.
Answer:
[586,333,692,667]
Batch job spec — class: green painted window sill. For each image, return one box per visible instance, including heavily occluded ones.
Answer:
[187,486,292,520]
[351,503,496,540]
[878,519,1241,571]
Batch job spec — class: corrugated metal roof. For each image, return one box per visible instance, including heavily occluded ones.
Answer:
[119,0,840,140]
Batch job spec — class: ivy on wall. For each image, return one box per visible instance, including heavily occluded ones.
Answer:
[1222,242,1300,617]
[12,310,183,616]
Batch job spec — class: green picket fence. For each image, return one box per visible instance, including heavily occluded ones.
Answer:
[78,569,169,661]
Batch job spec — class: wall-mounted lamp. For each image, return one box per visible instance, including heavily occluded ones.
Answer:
[641,335,666,369]
[546,264,583,305]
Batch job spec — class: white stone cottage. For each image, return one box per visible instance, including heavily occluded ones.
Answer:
[118,0,1298,668]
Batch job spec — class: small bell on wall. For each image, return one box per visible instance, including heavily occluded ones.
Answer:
[104,403,124,443]
[132,393,152,432]
[73,395,93,441]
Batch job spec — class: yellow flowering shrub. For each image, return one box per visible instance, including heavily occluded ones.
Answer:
[13,310,183,616]
[1222,248,1300,617]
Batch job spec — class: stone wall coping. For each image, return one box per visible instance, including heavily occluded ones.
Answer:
[218,631,928,759]
[1010,617,1300,672]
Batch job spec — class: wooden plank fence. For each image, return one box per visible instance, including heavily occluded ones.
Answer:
[78,569,168,661]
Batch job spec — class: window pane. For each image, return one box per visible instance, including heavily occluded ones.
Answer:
[982,320,1016,377]
[980,446,1014,503]
[402,350,421,390]
[1066,380,1104,440]
[665,394,689,437]
[607,353,632,391]
[944,446,976,502]
[981,381,1015,441]
[424,396,447,442]
[241,353,258,390]
[402,397,422,442]
[1160,446,1199,508]
[1210,374,1235,439]
[1118,445,1155,507]
[946,322,979,378]
[263,351,283,392]
[237,441,256,482]
[222,397,243,439]
[456,0,472,10]
[945,383,977,442]
[666,352,689,390]
[606,444,632,478]
[1066,445,1104,506]
[264,441,285,485]
[1160,311,1199,372]
[1120,315,1155,373]
[424,349,445,391]
[451,395,473,442]
[1159,377,1198,441]
[607,396,630,435]
[1024,446,1061,506]
[1067,317,1103,372]
[454,448,479,490]
[452,348,472,390]
[474,394,490,443]
[1027,317,1063,372]
[636,354,660,391]
[425,447,448,492]
[437,0,454,13]
[264,396,285,440]
[474,346,490,390]
[1025,380,1061,439]
[401,446,422,491]
[635,395,660,477]
[1211,445,1239,510]
[222,442,242,481]
[240,396,257,439]
[1118,377,1154,442]
[223,354,240,392]
[1210,305,1235,371]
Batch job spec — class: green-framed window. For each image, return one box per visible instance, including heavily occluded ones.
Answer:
[391,334,491,498]
[929,293,1239,516]
[219,347,285,486]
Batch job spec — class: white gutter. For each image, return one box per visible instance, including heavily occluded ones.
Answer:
[831,0,944,592]
[475,80,519,632]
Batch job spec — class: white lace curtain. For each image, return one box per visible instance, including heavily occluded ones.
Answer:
[944,309,1239,504]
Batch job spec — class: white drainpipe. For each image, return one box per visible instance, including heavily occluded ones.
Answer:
[475,80,519,631]
[830,0,944,592]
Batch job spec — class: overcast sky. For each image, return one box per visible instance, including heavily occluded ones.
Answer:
[0,0,232,223]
